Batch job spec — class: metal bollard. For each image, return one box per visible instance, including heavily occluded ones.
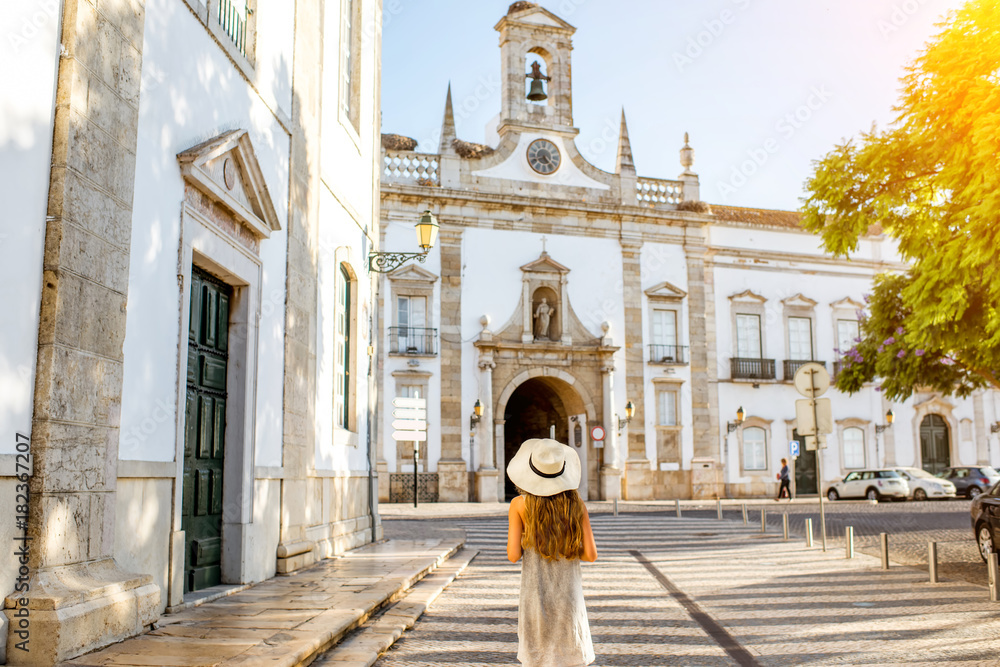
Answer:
[675,499,681,518]
[989,553,999,602]
[742,503,748,525]
[805,518,813,547]
[613,497,618,517]
[782,513,789,541]
[717,499,723,520]
[928,542,938,584]
[760,508,767,533]
[880,533,890,570]
[845,526,854,559]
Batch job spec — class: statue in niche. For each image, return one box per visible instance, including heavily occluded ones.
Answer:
[533,297,556,340]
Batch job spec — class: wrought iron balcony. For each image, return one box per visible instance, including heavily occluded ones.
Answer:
[388,326,437,355]
[648,344,689,364]
[783,359,825,380]
[730,357,776,380]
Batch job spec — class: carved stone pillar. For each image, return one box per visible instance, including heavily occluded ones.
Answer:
[600,361,622,500]
[476,353,498,502]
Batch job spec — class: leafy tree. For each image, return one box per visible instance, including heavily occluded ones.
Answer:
[801,0,1000,400]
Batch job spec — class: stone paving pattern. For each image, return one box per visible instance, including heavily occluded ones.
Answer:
[61,536,462,667]
[376,511,1000,666]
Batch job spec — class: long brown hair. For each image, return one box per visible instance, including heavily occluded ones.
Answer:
[521,489,586,561]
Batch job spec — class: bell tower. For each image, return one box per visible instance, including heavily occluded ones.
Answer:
[495,2,577,137]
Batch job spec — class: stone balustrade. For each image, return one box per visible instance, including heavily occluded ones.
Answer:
[636,176,684,206]
[383,150,440,186]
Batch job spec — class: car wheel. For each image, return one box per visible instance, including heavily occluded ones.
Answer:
[913,488,927,501]
[866,487,880,502]
[978,524,995,563]
[968,486,982,499]
[827,488,839,501]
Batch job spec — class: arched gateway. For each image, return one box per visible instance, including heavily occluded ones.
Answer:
[472,248,621,503]
[498,373,596,501]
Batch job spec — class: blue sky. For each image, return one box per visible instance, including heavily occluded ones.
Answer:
[381,0,966,211]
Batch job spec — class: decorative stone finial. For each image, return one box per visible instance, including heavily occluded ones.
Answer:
[680,132,695,173]
[480,314,491,329]
[601,321,611,334]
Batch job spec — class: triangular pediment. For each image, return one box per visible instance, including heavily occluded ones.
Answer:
[781,293,818,308]
[728,289,766,304]
[913,395,955,412]
[178,130,281,239]
[387,263,438,283]
[830,296,865,310]
[520,252,570,274]
[645,281,687,301]
[501,5,576,32]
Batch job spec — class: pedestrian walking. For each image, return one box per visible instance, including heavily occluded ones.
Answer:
[776,457,792,501]
[507,438,598,667]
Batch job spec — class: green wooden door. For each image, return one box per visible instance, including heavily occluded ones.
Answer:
[920,414,951,476]
[182,268,230,593]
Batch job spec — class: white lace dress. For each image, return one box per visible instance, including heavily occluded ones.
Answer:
[517,548,595,666]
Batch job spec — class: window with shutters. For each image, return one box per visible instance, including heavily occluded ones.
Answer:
[742,426,767,471]
[340,0,362,131]
[736,314,762,358]
[836,319,860,354]
[787,316,813,360]
[843,427,865,469]
[335,264,355,431]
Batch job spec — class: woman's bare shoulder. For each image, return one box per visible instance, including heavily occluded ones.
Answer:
[510,495,525,510]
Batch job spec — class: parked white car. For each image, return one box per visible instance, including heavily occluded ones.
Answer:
[827,469,910,502]
[893,467,957,500]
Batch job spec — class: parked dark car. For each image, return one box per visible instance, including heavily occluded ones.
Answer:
[936,466,1000,498]
[970,480,1000,562]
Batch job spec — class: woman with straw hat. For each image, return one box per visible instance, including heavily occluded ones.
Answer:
[507,438,597,666]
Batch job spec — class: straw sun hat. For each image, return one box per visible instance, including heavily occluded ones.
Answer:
[506,438,581,497]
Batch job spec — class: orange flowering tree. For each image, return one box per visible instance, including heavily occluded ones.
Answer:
[802,0,1000,400]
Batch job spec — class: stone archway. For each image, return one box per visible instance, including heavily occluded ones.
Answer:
[496,370,599,501]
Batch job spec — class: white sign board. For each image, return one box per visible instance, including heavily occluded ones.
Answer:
[393,430,427,441]
[795,398,832,436]
[392,395,427,442]
[804,434,827,451]
[392,397,427,409]
[392,408,426,420]
[793,362,830,399]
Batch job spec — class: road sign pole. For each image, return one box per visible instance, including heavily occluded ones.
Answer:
[809,369,827,552]
[413,443,418,508]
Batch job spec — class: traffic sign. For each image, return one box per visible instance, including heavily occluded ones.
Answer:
[392,430,427,441]
[392,408,427,420]
[789,440,800,457]
[590,425,606,441]
[392,397,427,409]
[795,398,832,436]
[793,362,830,399]
[804,434,827,451]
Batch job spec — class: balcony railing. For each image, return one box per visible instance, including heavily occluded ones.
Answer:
[382,151,440,186]
[783,359,825,380]
[730,357,776,380]
[648,344,689,364]
[389,326,437,355]
[217,0,249,58]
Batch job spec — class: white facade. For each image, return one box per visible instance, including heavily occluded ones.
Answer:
[0,0,383,661]
[377,2,1000,504]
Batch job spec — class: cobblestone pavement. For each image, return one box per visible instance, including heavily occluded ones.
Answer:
[375,511,1000,666]
[666,499,986,588]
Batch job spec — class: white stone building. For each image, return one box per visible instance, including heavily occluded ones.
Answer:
[376,2,1000,504]
[1,0,382,662]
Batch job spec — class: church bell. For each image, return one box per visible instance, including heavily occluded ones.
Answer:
[526,78,547,101]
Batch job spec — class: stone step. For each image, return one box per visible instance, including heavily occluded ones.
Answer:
[59,536,464,667]
[310,547,479,666]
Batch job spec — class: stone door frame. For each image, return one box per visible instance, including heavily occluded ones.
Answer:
[170,202,262,608]
[494,367,600,499]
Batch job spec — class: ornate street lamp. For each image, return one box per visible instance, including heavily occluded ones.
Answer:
[616,400,635,435]
[368,210,439,273]
[727,406,745,434]
[470,399,483,431]
[875,409,894,435]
